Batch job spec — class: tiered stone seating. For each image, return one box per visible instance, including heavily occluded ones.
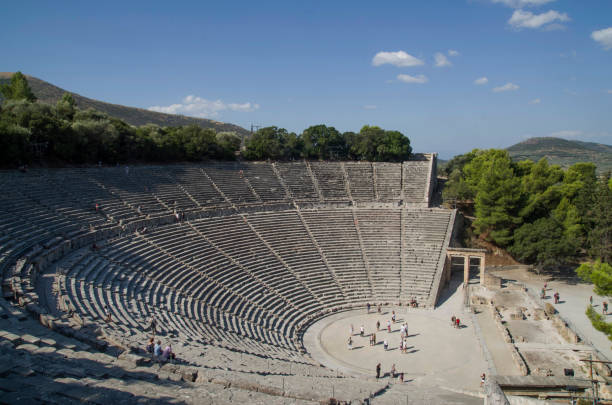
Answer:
[242,162,288,201]
[354,209,402,299]
[274,162,319,200]
[0,155,458,403]
[167,166,228,207]
[401,209,453,302]
[202,162,260,204]
[344,162,375,201]
[373,162,402,202]
[300,209,372,300]
[132,167,198,211]
[309,162,348,200]
[246,211,345,304]
[403,160,430,204]
[89,167,168,216]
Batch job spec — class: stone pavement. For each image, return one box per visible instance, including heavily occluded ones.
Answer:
[303,273,487,403]
[490,269,612,361]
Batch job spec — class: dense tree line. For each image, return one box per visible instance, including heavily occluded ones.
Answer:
[243,124,412,162]
[442,149,612,271]
[1,72,412,166]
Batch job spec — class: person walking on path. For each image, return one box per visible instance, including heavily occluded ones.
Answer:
[360,325,364,336]
[392,311,396,323]
[554,292,560,304]
[367,303,371,313]
[372,333,376,346]
[590,296,593,306]
[376,320,380,331]
[387,320,391,333]
[376,363,381,379]
[391,364,396,378]
[456,318,460,329]
[451,315,456,327]
[383,339,388,350]
[348,336,353,350]
[604,302,608,315]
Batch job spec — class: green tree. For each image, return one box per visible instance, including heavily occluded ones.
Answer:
[577,260,612,297]
[587,176,612,262]
[467,150,522,246]
[0,72,36,102]
[301,125,345,160]
[244,126,296,160]
[510,217,576,270]
[216,131,241,159]
[56,92,77,120]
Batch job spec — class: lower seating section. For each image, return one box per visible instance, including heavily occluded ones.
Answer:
[300,209,372,300]
[354,210,402,299]
[344,162,375,201]
[27,207,454,363]
[401,209,453,303]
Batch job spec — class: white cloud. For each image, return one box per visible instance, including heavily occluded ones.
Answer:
[491,0,556,8]
[363,105,377,110]
[397,74,428,84]
[148,95,259,118]
[493,82,519,92]
[448,49,460,56]
[434,52,452,67]
[591,27,612,50]
[508,9,570,30]
[529,98,541,104]
[550,130,582,139]
[372,51,424,67]
[474,77,489,85]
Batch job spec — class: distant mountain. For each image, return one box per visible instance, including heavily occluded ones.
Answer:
[0,72,251,138]
[507,137,612,173]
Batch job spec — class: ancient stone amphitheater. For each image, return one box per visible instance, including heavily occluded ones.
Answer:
[0,154,471,404]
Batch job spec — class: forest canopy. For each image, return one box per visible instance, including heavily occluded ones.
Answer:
[0,72,412,166]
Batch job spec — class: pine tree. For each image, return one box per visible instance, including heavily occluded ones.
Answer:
[0,72,37,102]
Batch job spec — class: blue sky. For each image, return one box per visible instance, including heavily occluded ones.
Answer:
[2,0,611,158]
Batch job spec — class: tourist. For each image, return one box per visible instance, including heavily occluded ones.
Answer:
[451,315,456,327]
[590,296,593,306]
[403,339,408,353]
[369,334,373,346]
[383,339,388,350]
[480,373,486,387]
[376,320,380,331]
[604,302,608,315]
[387,320,391,333]
[405,323,408,337]
[399,372,404,383]
[376,363,381,379]
[400,324,405,338]
[398,340,403,351]
[378,304,382,314]
[146,337,154,354]
[392,311,396,323]
[148,316,157,336]
[456,318,460,329]
[350,324,354,336]
[554,292,560,304]
[154,340,162,357]
[390,363,396,378]
[161,344,175,362]
[372,333,376,346]
[367,303,371,313]
[104,305,112,323]
[360,325,364,337]
[348,336,353,350]
[541,288,545,299]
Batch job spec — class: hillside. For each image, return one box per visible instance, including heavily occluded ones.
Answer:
[0,72,251,138]
[507,137,612,173]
